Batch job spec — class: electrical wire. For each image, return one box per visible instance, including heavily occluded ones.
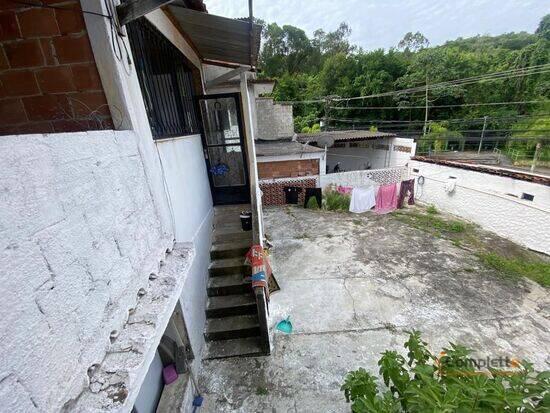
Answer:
[329,100,549,111]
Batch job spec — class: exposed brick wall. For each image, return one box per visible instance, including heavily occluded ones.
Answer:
[0,1,112,135]
[258,159,320,179]
[260,178,316,206]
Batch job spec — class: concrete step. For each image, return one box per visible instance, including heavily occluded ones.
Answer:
[207,274,250,297]
[203,336,264,360]
[212,227,253,244]
[205,314,260,341]
[206,293,256,318]
[209,257,250,277]
[210,239,250,260]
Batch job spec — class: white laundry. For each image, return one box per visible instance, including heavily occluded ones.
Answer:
[349,186,377,213]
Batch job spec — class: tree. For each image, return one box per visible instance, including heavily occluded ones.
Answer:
[397,31,430,52]
[536,13,550,41]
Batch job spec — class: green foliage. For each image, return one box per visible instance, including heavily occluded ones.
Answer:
[478,252,550,287]
[305,195,320,209]
[342,331,550,412]
[426,205,438,214]
[394,210,467,235]
[324,190,351,212]
[259,13,550,151]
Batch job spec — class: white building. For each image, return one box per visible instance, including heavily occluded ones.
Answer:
[0,1,270,412]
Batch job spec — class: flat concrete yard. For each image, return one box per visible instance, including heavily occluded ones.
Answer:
[200,206,549,412]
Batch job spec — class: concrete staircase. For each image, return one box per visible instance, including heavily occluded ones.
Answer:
[203,205,264,359]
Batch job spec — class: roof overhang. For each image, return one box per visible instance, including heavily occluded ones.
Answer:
[166,5,262,67]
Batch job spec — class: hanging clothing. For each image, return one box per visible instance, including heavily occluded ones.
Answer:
[284,186,302,204]
[350,186,377,213]
[375,183,398,214]
[398,179,415,208]
[304,187,322,208]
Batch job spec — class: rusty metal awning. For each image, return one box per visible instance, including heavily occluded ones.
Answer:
[166,5,262,67]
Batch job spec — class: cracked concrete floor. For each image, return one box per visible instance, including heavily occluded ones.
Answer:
[199,206,550,412]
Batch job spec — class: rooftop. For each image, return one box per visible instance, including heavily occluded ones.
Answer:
[255,139,325,157]
[296,130,397,143]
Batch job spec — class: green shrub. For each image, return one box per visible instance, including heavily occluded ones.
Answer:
[342,331,550,412]
[324,190,350,211]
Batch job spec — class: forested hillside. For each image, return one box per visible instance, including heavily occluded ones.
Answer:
[257,14,550,161]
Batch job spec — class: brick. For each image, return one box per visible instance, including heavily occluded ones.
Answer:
[4,39,43,68]
[52,118,85,133]
[0,98,27,124]
[53,34,94,64]
[36,66,75,93]
[0,11,20,40]
[0,70,39,96]
[17,7,59,37]
[22,94,72,121]
[40,38,57,65]
[69,91,109,117]
[20,120,55,134]
[71,63,102,91]
[55,3,85,34]
[0,47,8,69]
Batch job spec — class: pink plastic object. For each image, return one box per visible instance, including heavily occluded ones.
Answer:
[163,364,178,385]
[337,186,353,195]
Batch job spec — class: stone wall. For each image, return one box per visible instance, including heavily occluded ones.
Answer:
[0,130,172,412]
[409,160,550,254]
[0,1,111,135]
[258,159,319,179]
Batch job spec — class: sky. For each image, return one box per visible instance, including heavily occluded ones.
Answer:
[204,0,549,51]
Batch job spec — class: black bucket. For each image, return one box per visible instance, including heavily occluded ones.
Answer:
[240,211,252,231]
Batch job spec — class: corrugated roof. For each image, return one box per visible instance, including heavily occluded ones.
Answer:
[255,140,325,157]
[296,130,397,143]
[167,6,262,66]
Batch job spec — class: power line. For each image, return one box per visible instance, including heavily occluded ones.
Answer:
[329,100,549,111]
[328,113,550,125]
[331,64,550,103]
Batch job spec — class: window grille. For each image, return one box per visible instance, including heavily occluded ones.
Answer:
[127,18,199,139]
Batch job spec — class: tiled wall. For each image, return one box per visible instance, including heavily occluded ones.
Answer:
[0,1,112,135]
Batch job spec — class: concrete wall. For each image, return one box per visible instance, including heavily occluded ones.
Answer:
[321,167,407,188]
[155,134,214,366]
[255,97,294,141]
[327,137,415,172]
[0,130,172,412]
[410,160,550,254]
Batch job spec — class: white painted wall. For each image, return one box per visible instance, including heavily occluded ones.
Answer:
[321,167,407,188]
[155,135,214,365]
[0,130,172,412]
[410,160,550,254]
[327,137,416,172]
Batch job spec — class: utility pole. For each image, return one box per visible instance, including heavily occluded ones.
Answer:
[531,142,541,172]
[478,115,488,154]
[422,74,429,138]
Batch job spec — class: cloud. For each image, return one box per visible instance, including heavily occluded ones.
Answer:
[203,0,548,50]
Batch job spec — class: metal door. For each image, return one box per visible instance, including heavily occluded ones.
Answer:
[197,93,250,205]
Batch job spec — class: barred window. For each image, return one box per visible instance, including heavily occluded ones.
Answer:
[127,18,199,139]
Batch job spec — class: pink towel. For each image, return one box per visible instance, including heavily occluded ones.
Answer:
[375,183,398,214]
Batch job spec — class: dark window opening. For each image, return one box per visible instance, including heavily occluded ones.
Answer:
[127,18,199,140]
[521,193,534,201]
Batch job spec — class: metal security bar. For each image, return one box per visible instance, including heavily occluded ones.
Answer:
[127,18,199,139]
